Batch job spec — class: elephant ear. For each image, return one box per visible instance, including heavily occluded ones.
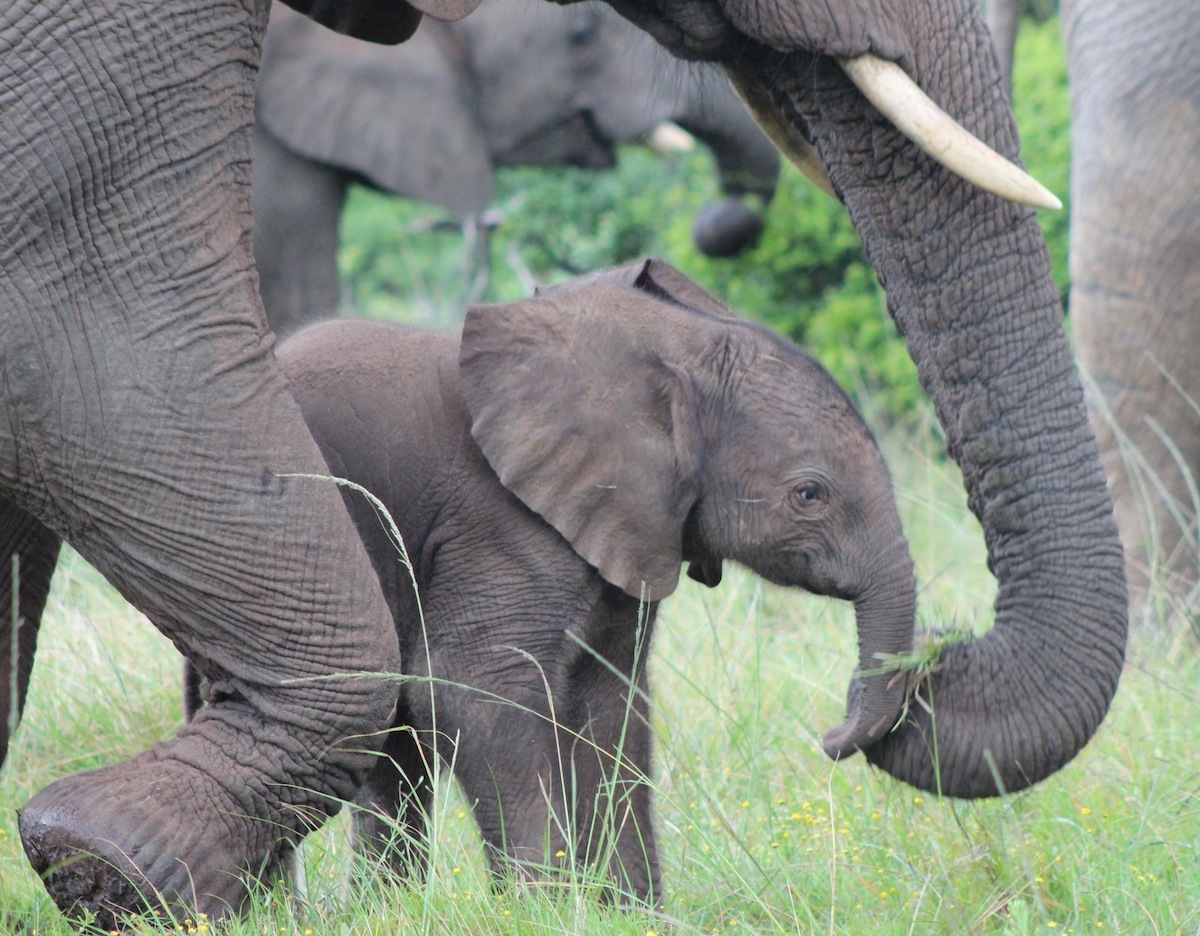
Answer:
[535,257,738,323]
[277,0,481,44]
[258,7,494,214]
[460,261,718,599]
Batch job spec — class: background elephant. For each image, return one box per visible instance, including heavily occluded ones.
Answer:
[1062,0,1200,631]
[988,0,1199,629]
[2,0,1128,926]
[983,0,1020,97]
[253,0,782,335]
[186,259,916,902]
[983,0,1056,96]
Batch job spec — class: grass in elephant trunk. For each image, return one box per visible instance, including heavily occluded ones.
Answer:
[1,413,1197,933]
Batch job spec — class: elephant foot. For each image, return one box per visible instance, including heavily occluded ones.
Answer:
[19,814,155,933]
[19,739,291,930]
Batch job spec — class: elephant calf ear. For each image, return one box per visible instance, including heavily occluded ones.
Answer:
[631,258,741,323]
[537,258,737,323]
[459,279,705,600]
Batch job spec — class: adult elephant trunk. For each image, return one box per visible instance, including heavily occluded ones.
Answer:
[728,16,1126,796]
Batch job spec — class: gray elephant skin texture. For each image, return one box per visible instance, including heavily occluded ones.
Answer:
[253,0,782,335]
[1,0,1127,926]
[185,259,916,903]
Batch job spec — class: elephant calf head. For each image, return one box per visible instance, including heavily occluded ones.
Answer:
[460,259,917,757]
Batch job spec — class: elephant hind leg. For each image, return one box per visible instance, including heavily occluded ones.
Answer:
[0,499,62,768]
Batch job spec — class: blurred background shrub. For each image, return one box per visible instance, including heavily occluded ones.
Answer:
[337,16,1068,429]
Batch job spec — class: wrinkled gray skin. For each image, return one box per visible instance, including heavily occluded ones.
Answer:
[255,0,782,335]
[189,259,917,902]
[1,0,1127,927]
[991,0,1200,628]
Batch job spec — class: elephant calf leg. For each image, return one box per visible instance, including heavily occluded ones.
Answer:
[447,699,653,899]
[439,703,573,888]
[566,652,659,905]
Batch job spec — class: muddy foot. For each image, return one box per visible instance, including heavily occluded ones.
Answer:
[18,740,283,929]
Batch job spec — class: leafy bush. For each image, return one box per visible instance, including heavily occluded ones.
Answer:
[1010,16,1071,302]
[337,17,1071,426]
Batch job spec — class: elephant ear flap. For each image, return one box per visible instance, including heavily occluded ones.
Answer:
[631,258,742,322]
[534,259,738,323]
[258,7,494,214]
[274,0,425,43]
[460,278,706,600]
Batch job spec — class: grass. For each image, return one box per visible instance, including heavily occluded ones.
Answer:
[1,410,1197,935]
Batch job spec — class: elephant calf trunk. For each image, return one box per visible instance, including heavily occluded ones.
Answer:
[823,538,917,759]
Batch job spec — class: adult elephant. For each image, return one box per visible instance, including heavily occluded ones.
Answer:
[254,0,783,335]
[1,0,1127,928]
[983,0,1020,97]
[1061,0,1200,629]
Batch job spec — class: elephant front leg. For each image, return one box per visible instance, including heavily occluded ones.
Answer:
[435,647,658,904]
[451,705,573,888]
[0,500,62,768]
[351,703,435,883]
[8,318,400,929]
[566,621,660,906]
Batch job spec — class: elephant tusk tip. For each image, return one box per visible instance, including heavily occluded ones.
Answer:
[647,122,696,154]
[1032,187,1063,212]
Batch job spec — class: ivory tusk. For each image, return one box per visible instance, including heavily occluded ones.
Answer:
[647,122,696,154]
[724,67,838,199]
[838,54,1062,210]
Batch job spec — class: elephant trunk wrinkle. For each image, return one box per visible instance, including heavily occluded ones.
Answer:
[734,14,1128,797]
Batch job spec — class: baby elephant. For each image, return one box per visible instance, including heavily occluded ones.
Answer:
[189,259,915,903]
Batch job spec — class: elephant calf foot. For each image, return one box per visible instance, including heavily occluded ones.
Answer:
[19,740,295,930]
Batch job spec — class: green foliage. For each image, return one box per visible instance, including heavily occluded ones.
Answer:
[1010,17,1071,304]
[338,191,478,328]
[336,18,1072,426]
[668,168,922,427]
[492,148,703,279]
[3,428,1199,933]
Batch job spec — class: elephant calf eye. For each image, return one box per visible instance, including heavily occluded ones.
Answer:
[794,482,824,504]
